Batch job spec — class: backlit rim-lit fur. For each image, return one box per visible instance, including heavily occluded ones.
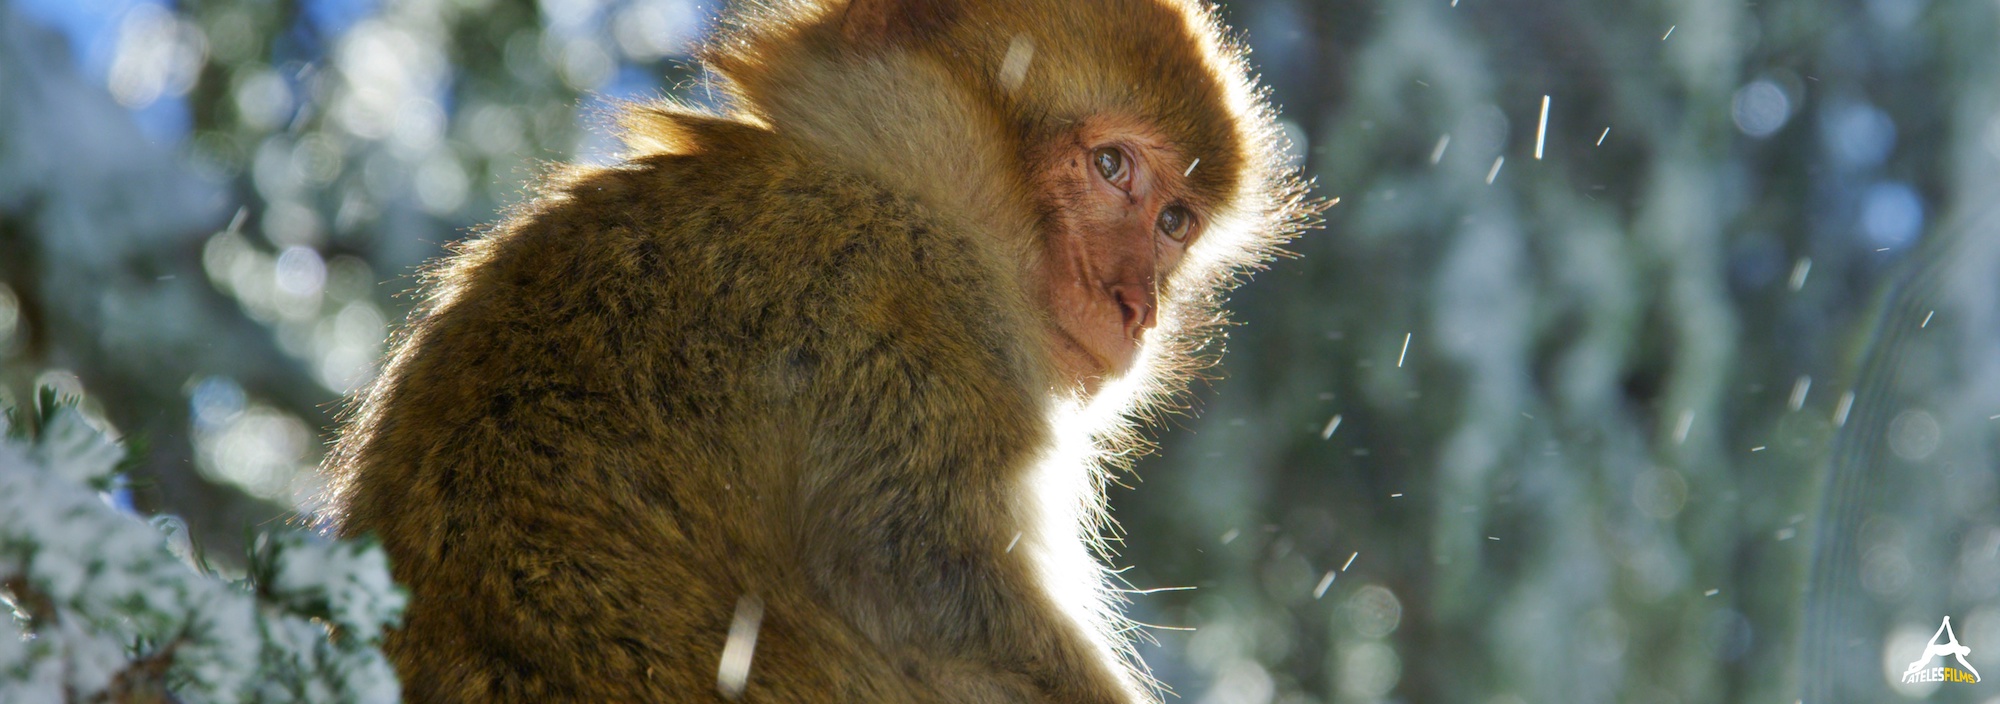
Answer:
[687,0,1317,456]
[641,1,1318,699]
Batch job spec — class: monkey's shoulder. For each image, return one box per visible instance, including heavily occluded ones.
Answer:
[425,124,1038,397]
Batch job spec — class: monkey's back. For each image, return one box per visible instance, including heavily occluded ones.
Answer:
[326,117,1047,701]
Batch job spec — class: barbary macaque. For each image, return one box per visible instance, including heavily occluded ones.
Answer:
[322,0,1309,700]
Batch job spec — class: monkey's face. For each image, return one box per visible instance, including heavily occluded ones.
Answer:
[703,0,1300,396]
[1034,119,1201,393]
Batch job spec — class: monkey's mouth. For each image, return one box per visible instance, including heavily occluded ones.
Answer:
[1052,319,1142,382]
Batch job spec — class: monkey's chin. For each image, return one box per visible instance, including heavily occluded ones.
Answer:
[1049,324,1140,397]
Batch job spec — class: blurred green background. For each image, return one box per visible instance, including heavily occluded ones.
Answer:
[4,0,2000,701]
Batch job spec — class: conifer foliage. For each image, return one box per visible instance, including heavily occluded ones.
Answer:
[0,389,405,703]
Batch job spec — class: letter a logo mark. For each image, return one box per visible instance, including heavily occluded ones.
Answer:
[1904,616,1981,684]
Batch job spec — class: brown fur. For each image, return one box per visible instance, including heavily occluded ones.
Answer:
[321,0,1311,701]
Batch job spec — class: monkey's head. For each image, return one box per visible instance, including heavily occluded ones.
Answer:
[698,0,1310,407]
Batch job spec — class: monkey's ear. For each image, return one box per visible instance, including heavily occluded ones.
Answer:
[839,0,959,47]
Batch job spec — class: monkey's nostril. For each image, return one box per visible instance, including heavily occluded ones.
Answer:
[1111,285,1157,335]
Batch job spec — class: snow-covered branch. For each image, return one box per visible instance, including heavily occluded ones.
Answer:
[0,391,404,703]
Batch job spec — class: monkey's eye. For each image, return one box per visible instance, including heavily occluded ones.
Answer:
[1092,147,1127,183]
[1157,205,1194,242]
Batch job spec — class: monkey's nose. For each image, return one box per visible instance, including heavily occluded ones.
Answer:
[1110,284,1157,338]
